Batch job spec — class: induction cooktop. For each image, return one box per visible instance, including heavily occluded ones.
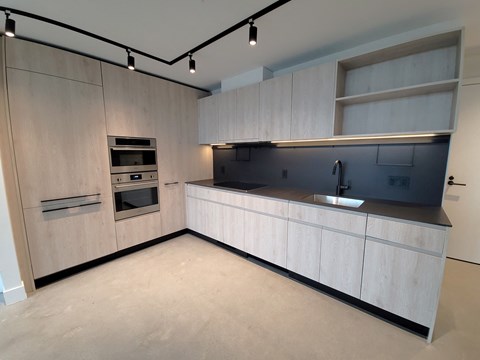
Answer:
[213,181,267,191]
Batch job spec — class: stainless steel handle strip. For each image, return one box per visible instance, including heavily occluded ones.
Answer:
[42,201,102,213]
[113,181,158,189]
[41,193,101,203]
[164,182,179,186]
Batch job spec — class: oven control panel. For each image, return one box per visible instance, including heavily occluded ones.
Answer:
[111,171,158,184]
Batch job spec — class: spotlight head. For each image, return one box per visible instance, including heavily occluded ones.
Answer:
[249,19,257,46]
[126,49,135,70]
[189,53,196,74]
[5,12,15,37]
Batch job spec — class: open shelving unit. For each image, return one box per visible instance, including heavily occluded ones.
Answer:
[334,29,463,137]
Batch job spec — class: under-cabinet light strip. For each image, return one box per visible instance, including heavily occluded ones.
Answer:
[271,133,440,144]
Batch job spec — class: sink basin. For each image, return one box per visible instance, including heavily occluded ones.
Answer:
[304,194,364,208]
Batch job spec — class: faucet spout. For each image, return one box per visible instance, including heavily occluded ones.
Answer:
[332,160,346,196]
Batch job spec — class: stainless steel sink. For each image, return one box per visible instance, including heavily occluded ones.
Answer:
[304,194,364,208]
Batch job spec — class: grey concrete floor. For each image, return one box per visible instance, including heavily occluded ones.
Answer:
[1,234,479,360]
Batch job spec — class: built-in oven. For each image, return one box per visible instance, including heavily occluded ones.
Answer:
[112,171,159,221]
[108,136,157,174]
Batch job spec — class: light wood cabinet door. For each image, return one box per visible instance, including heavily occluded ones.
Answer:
[218,90,236,142]
[160,182,185,236]
[6,38,102,85]
[259,74,292,141]
[320,229,365,298]
[244,211,287,267]
[222,205,245,250]
[7,69,111,209]
[115,211,162,251]
[291,62,335,139]
[361,240,443,327]
[198,96,218,144]
[102,62,165,138]
[287,221,322,281]
[235,83,259,141]
[186,196,222,241]
[23,198,117,278]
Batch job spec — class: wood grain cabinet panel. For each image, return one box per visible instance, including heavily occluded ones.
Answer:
[115,211,162,251]
[244,196,288,218]
[259,74,292,141]
[198,95,219,144]
[361,240,443,327]
[244,211,287,267]
[7,69,111,209]
[291,62,336,139]
[6,38,102,85]
[24,197,117,279]
[287,221,321,281]
[218,90,236,142]
[320,229,364,298]
[366,216,446,254]
[223,205,245,250]
[235,83,259,141]
[160,182,185,236]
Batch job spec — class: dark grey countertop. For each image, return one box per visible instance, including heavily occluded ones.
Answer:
[187,179,452,227]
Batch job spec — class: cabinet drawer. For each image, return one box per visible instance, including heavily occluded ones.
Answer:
[186,185,220,202]
[366,216,446,255]
[289,203,366,235]
[244,195,288,218]
[217,190,244,208]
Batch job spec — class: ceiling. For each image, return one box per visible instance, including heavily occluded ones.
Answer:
[2,0,480,91]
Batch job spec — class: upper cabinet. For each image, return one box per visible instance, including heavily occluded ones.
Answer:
[6,38,102,85]
[259,74,292,141]
[218,89,236,142]
[198,95,219,145]
[334,30,463,136]
[235,83,259,141]
[291,62,336,140]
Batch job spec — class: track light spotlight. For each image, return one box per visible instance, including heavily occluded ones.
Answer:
[249,19,257,46]
[189,53,196,74]
[4,11,15,37]
[126,49,135,70]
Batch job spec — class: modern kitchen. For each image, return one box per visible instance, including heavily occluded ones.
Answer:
[1,1,479,359]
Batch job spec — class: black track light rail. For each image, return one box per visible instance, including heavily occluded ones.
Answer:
[0,0,291,66]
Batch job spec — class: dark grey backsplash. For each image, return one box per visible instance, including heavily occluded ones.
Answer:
[212,140,450,206]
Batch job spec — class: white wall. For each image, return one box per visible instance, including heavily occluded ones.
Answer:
[0,153,26,305]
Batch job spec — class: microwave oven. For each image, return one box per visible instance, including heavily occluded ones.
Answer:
[108,136,157,174]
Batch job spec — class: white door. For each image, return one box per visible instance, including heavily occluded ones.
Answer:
[443,81,480,264]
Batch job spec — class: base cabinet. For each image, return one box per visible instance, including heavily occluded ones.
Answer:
[320,229,364,298]
[361,239,443,327]
[223,205,245,250]
[286,221,322,282]
[244,211,287,268]
[115,211,162,251]
[160,183,185,236]
[24,198,117,279]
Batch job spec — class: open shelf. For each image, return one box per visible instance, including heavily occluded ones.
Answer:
[336,79,459,106]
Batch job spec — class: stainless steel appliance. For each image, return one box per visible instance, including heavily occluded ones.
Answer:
[112,171,159,220]
[108,136,157,174]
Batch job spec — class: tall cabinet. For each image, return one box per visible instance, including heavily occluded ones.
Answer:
[6,39,117,279]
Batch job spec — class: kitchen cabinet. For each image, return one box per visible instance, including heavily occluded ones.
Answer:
[320,229,364,298]
[244,211,288,267]
[223,205,245,250]
[159,183,185,236]
[115,211,163,251]
[334,30,462,136]
[259,74,292,141]
[286,221,322,281]
[218,89,236,142]
[361,215,448,340]
[291,62,336,140]
[198,95,218,145]
[7,64,117,279]
[235,83,259,141]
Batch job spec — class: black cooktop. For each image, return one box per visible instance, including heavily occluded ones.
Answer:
[213,181,267,191]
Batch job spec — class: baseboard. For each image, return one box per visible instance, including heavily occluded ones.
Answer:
[1,282,27,305]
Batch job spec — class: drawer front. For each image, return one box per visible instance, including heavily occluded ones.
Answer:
[366,216,446,254]
[244,195,288,218]
[288,203,366,235]
[217,190,244,208]
[186,185,220,202]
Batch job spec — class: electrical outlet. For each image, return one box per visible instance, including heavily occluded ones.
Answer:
[388,176,410,189]
[282,169,288,179]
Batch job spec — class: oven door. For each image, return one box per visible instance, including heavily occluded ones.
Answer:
[110,147,157,174]
[112,181,159,220]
